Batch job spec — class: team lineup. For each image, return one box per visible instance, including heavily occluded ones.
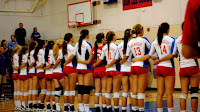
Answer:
[11,23,199,112]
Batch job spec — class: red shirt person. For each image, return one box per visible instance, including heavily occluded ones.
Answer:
[182,0,200,59]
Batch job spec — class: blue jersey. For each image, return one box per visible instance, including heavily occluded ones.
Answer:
[73,40,92,70]
[0,55,6,75]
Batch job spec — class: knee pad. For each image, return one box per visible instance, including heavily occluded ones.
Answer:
[102,93,106,96]
[24,92,28,96]
[105,93,112,99]
[84,86,93,95]
[46,91,51,96]
[16,91,20,95]
[137,93,145,99]
[55,87,62,97]
[41,89,47,95]
[13,91,16,95]
[69,90,76,96]
[20,92,24,96]
[51,91,55,96]
[191,87,198,99]
[113,92,120,98]
[131,92,137,98]
[180,93,187,99]
[64,91,70,96]
[77,85,84,95]
[95,93,101,97]
[28,90,32,95]
[32,90,38,95]
[122,92,128,98]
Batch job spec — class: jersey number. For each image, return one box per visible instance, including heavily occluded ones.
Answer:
[134,47,141,56]
[160,45,167,54]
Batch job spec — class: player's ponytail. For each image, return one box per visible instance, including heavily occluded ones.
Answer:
[78,29,89,55]
[53,39,63,60]
[106,31,115,57]
[123,29,131,54]
[28,41,37,59]
[132,24,143,35]
[34,40,45,61]
[157,22,169,45]
[19,46,28,66]
[94,33,104,60]
[63,33,73,55]
[45,41,54,62]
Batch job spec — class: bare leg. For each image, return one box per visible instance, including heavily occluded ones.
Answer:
[122,76,129,111]
[164,76,175,109]
[68,73,77,111]
[156,76,165,108]
[180,76,189,111]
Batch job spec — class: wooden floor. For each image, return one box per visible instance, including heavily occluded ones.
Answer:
[0,90,199,112]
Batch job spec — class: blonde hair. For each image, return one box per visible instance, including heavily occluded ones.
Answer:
[53,39,64,59]
[132,24,143,34]
[12,45,20,54]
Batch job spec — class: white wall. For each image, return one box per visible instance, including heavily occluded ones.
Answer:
[0,0,188,41]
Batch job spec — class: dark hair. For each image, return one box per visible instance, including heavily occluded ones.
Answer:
[33,27,37,33]
[94,33,104,60]
[78,29,89,55]
[45,41,54,62]
[28,41,37,58]
[19,23,23,25]
[157,22,170,45]
[123,29,131,54]
[11,35,15,38]
[19,46,28,66]
[63,33,73,55]
[182,22,184,31]
[106,31,115,57]
[1,40,6,47]
[34,39,45,61]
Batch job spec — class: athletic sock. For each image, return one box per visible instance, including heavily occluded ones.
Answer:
[64,103,69,111]
[84,104,90,112]
[52,101,56,110]
[180,111,186,112]
[157,108,163,112]
[22,102,25,108]
[132,106,139,112]
[78,103,84,111]
[122,107,126,112]
[139,107,144,112]
[56,103,61,111]
[46,102,51,109]
[70,104,75,111]
[28,101,32,108]
[114,106,119,112]
[168,108,174,112]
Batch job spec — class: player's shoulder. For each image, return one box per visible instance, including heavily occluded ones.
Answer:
[176,35,182,41]
[85,41,92,48]
[141,37,150,42]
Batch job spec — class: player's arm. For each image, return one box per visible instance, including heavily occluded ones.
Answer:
[132,54,151,63]
[52,58,61,69]
[153,54,174,65]
[20,63,26,69]
[64,54,74,66]
[120,55,128,65]
[182,44,199,59]
[28,62,34,70]
[77,50,93,65]
[106,59,117,69]
[44,63,52,70]
[93,59,102,68]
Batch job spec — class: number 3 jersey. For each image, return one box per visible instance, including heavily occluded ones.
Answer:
[148,35,175,68]
[126,37,150,68]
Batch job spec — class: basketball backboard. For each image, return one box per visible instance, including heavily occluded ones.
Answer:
[67,0,93,28]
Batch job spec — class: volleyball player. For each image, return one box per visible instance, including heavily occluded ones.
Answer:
[116,29,133,112]
[27,41,37,110]
[52,39,65,111]
[34,40,46,110]
[44,41,55,111]
[12,45,21,110]
[94,31,121,112]
[74,29,93,112]
[132,23,176,112]
[19,46,29,110]
[63,33,78,112]
[78,33,107,112]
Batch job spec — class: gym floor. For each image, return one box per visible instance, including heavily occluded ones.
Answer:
[0,90,199,112]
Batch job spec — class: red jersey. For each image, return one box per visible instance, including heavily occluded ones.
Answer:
[92,46,106,67]
[182,0,200,47]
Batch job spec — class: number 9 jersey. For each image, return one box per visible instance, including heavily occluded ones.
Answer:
[126,37,150,68]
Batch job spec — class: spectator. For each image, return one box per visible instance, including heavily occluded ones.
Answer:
[1,40,8,55]
[8,35,18,51]
[0,47,7,100]
[15,23,26,46]
[31,27,41,41]
[182,0,200,59]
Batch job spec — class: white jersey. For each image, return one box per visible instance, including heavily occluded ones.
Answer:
[45,50,54,74]
[13,54,19,73]
[20,53,28,75]
[64,44,77,67]
[174,36,199,68]
[148,35,175,68]
[126,37,150,68]
[28,50,35,73]
[100,43,120,71]
[73,40,92,70]
[115,41,132,72]
[53,49,63,73]
[36,49,45,73]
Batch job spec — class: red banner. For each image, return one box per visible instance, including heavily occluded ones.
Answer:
[123,0,152,11]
